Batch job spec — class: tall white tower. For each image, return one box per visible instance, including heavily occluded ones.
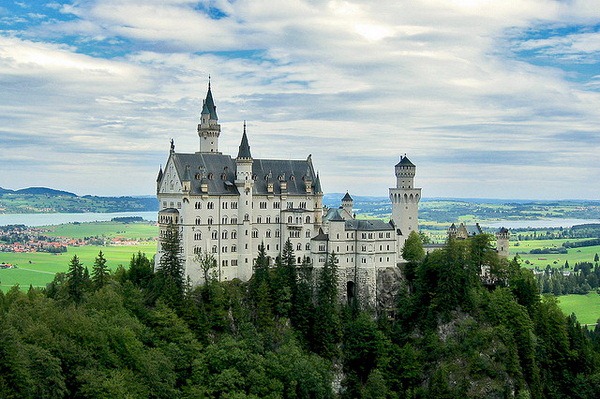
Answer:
[235,123,254,280]
[389,155,421,252]
[198,81,221,153]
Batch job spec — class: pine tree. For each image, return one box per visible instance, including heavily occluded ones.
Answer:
[272,240,296,318]
[313,252,341,357]
[249,243,274,328]
[66,255,85,304]
[291,257,315,345]
[157,223,185,308]
[195,249,217,285]
[127,251,154,288]
[91,251,110,290]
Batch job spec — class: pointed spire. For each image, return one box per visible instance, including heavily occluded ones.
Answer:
[342,192,353,202]
[201,79,218,120]
[314,172,322,194]
[237,121,252,159]
[156,165,163,182]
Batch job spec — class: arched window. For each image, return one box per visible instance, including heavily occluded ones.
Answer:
[211,245,217,253]
[305,243,310,250]
[194,232,202,240]
[297,243,301,251]
[208,217,213,225]
[222,231,228,239]
[275,230,280,238]
[252,229,259,238]
[257,216,262,223]
[195,217,201,225]
[212,230,218,240]
[231,230,237,239]
[266,230,271,238]
[244,214,250,221]
[305,216,311,224]
[288,216,293,223]
[222,216,228,224]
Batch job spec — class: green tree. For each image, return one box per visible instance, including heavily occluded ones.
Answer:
[66,255,87,304]
[127,251,154,288]
[313,252,341,358]
[272,240,296,318]
[195,249,217,285]
[91,250,110,290]
[402,230,425,288]
[156,223,185,307]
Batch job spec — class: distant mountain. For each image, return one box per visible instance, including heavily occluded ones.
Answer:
[0,187,14,194]
[13,187,77,197]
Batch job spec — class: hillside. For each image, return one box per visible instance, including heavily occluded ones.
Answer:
[0,187,158,214]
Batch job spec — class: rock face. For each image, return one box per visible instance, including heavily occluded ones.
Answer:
[376,266,404,312]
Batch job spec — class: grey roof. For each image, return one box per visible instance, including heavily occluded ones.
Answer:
[201,84,218,120]
[314,173,322,194]
[342,192,353,202]
[466,223,483,236]
[182,165,192,181]
[159,208,179,214]
[237,129,252,159]
[395,155,415,168]
[169,152,319,196]
[312,228,329,241]
[345,219,395,231]
[323,208,345,222]
[156,166,163,182]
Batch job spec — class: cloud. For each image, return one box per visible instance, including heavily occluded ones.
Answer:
[1,0,600,199]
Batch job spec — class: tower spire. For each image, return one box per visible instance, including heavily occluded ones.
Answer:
[198,79,221,153]
[237,121,252,159]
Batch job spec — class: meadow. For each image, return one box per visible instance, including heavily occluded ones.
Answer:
[0,221,157,291]
[558,292,600,326]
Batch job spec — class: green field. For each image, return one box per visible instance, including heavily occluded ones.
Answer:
[558,292,600,326]
[41,221,157,240]
[0,222,157,291]
[511,238,600,269]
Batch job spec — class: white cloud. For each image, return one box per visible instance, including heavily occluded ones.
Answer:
[1,0,600,198]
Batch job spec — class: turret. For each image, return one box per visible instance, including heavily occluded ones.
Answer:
[395,155,416,189]
[496,227,510,258]
[341,192,353,220]
[235,122,254,281]
[389,155,421,255]
[198,79,221,153]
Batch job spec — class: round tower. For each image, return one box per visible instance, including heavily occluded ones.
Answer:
[389,155,421,254]
[235,123,254,281]
[198,80,221,153]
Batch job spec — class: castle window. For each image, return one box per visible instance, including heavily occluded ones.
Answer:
[231,202,238,209]
[361,245,367,251]
[287,202,293,209]
[244,214,249,221]
[193,247,201,254]
[231,230,237,239]
[221,173,227,180]
[306,231,311,238]
[337,234,340,239]
[288,216,293,223]
[266,230,271,238]
[379,233,383,238]
[222,260,228,266]
[297,243,301,251]
[362,233,366,239]
[207,173,213,180]
[207,202,214,209]
[231,259,238,266]
[275,216,280,223]
[177,202,181,209]
[208,217,213,225]
[305,243,310,250]
[252,230,259,238]
[273,202,280,209]
[386,232,390,238]
[387,245,390,250]
[306,216,311,224]
[231,217,238,224]
[232,245,237,252]
[212,231,218,240]
[368,233,373,239]
[275,230,280,238]
[195,202,202,209]
[266,216,271,223]
[194,232,202,240]
[222,231,228,239]
[222,216,228,224]
[222,202,228,209]
[195,217,201,225]
[252,174,257,180]
[260,201,267,209]
[222,246,227,253]
[300,201,306,209]
[212,245,217,253]
[162,201,167,208]
[257,216,262,223]
[319,244,326,251]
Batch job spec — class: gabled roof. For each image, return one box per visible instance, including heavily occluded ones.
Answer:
[342,192,353,202]
[168,153,319,196]
[311,228,329,241]
[345,219,395,232]
[201,83,218,120]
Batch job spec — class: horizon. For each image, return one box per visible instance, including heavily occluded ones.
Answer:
[1,2,600,199]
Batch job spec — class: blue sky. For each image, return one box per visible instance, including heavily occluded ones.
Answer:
[1,0,599,199]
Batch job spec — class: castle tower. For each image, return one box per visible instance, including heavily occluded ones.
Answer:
[341,192,354,220]
[198,80,221,153]
[496,227,510,258]
[389,155,421,253]
[235,123,254,280]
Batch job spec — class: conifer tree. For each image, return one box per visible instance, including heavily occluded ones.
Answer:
[157,222,185,307]
[272,240,296,318]
[91,250,110,290]
[313,252,341,357]
[127,251,154,288]
[249,243,274,329]
[291,257,315,345]
[66,255,86,304]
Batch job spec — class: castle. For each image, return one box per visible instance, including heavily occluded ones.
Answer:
[156,83,422,307]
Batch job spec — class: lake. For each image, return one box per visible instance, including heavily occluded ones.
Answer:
[0,211,158,226]
[481,218,600,229]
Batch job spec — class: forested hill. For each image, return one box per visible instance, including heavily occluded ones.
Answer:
[2,234,599,398]
[0,187,158,213]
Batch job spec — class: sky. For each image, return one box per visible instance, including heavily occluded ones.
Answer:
[1,1,599,200]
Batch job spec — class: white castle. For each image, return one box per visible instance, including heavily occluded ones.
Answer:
[156,83,420,307]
